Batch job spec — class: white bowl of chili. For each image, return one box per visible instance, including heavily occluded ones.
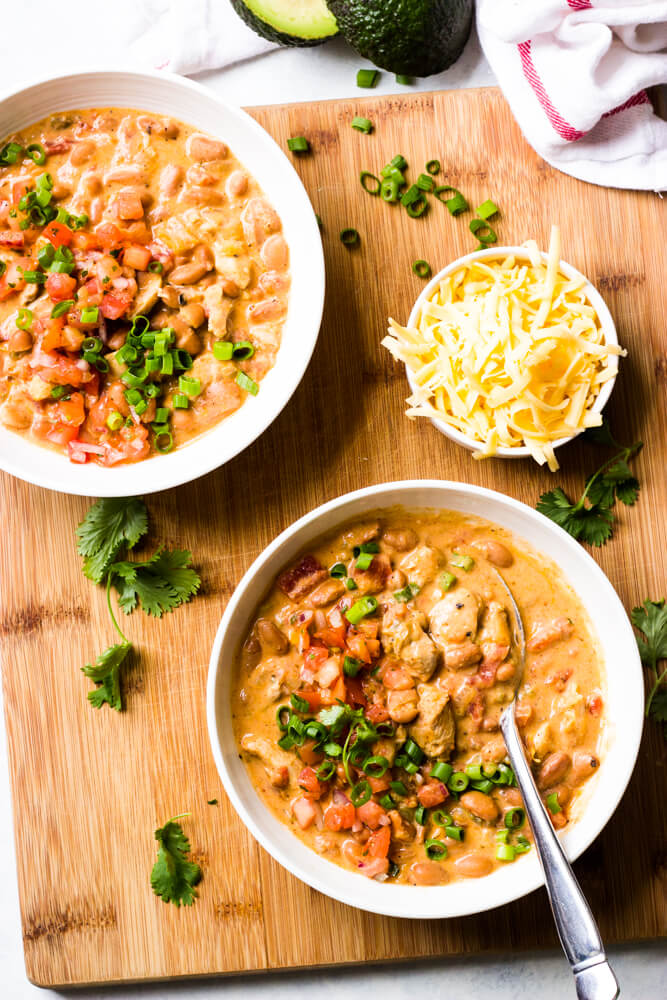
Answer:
[0,69,324,495]
[207,480,643,919]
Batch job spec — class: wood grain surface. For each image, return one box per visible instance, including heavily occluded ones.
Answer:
[1,87,665,988]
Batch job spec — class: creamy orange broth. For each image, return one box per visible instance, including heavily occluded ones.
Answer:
[232,510,604,885]
[0,108,289,464]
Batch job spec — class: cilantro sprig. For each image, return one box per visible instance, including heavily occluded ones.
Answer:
[537,420,642,546]
[631,599,667,737]
[77,498,200,710]
[150,815,202,906]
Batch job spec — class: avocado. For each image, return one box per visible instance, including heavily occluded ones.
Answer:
[326,0,473,76]
[230,0,339,47]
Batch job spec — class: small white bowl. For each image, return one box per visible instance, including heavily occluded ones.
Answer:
[207,480,643,919]
[404,247,620,462]
[0,70,325,496]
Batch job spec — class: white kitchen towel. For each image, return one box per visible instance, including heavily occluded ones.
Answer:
[476,1,667,191]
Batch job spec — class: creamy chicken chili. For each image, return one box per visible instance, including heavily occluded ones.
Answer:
[0,109,289,464]
[233,511,605,885]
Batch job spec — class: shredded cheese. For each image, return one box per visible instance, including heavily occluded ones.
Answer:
[382,226,625,471]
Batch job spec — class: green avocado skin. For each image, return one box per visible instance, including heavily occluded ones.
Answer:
[230,0,339,47]
[326,0,473,76]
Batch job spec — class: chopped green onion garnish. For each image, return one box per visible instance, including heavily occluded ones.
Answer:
[415,805,426,825]
[124,388,143,407]
[356,69,379,88]
[505,807,526,829]
[546,793,562,815]
[232,340,255,361]
[350,779,372,807]
[106,411,124,431]
[147,260,163,273]
[355,551,375,571]
[432,809,452,826]
[425,839,448,860]
[287,136,309,153]
[426,159,440,175]
[173,393,189,409]
[477,199,499,220]
[497,843,516,862]
[344,595,378,624]
[213,340,233,361]
[153,427,174,453]
[470,778,494,794]
[0,261,5,278]
[26,143,46,165]
[379,794,395,811]
[236,370,259,395]
[80,307,100,325]
[343,656,361,677]
[37,244,55,268]
[50,386,69,400]
[344,577,357,590]
[155,407,169,424]
[406,195,427,218]
[401,184,421,207]
[447,771,469,793]
[339,228,360,247]
[465,763,483,781]
[0,141,24,166]
[434,186,468,215]
[404,738,424,764]
[363,755,389,778]
[16,308,33,331]
[360,171,381,196]
[412,259,431,279]
[390,781,408,797]
[431,761,453,783]
[22,270,46,284]
[450,552,474,571]
[81,336,102,353]
[330,562,346,578]
[351,116,373,134]
[394,582,420,602]
[317,760,336,781]
[439,571,456,591]
[291,692,309,713]
[470,218,497,246]
[380,177,401,203]
[178,376,202,398]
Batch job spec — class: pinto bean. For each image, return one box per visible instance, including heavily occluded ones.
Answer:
[179,185,225,206]
[105,165,146,184]
[471,539,514,567]
[168,261,210,285]
[387,689,419,724]
[261,234,289,271]
[308,578,345,608]
[460,790,499,823]
[175,330,202,355]
[408,861,449,886]
[514,702,533,727]
[453,853,494,878]
[570,751,600,786]
[256,619,289,654]
[80,171,102,195]
[496,662,515,682]
[137,115,179,139]
[248,297,286,323]
[159,163,183,197]
[226,170,248,198]
[70,140,96,166]
[382,528,419,551]
[186,134,228,161]
[178,303,206,328]
[241,635,261,672]
[89,196,103,224]
[537,751,571,789]
[222,279,240,298]
[8,329,32,352]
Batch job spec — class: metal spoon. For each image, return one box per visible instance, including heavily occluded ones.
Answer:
[494,570,619,1000]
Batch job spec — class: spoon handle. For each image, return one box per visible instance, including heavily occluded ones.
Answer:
[500,705,619,1000]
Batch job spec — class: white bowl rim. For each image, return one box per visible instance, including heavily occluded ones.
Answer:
[403,246,619,460]
[0,68,325,496]
[206,479,644,920]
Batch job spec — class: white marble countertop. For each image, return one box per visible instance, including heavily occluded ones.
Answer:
[1,21,665,1000]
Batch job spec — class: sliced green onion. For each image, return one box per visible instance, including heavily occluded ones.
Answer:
[345,577,358,591]
[390,780,408,797]
[291,692,309,713]
[178,376,202,398]
[414,804,426,825]
[345,595,378,624]
[431,761,453,783]
[16,308,33,331]
[232,341,255,361]
[406,196,427,218]
[394,582,420,602]
[401,185,421,207]
[236,371,259,395]
[496,843,516,862]
[0,261,5,278]
[356,69,379,88]
[380,178,400,203]
[330,562,346,578]
[22,270,46,284]
[81,337,102,354]
[412,259,431,279]
[317,760,336,781]
[116,344,138,365]
[470,779,494,795]
[470,218,497,245]
[450,552,474,571]
[287,136,309,153]
[426,159,440,175]
[26,143,46,165]
[431,809,452,827]
[315,213,323,228]
[363,755,389,778]
[398,757,418,775]
[395,75,412,85]
[416,173,435,192]
[173,393,189,409]
[465,763,483,781]
[379,794,395,811]
[515,835,531,855]
[106,411,124,431]
[360,171,381,196]
[351,116,373,134]
[161,353,174,375]
[80,305,100,326]
[343,656,361,677]
[505,807,526,829]
[147,260,163,274]
[213,340,233,361]
[350,779,372,807]
[434,186,468,215]
[144,383,161,399]
[152,427,173,452]
[439,571,456,591]
[355,551,374,571]
[404,738,424,765]
[0,141,24,166]
[55,207,71,225]
[50,385,69,400]
[155,407,169,424]
[425,839,448,860]
[477,199,499,220]
[38,244,55,268]
[124,388,144,407]
[546,793,562,815]
[339,228,360,247]
[447,771,469,793]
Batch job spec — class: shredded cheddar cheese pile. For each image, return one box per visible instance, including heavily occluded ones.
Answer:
[383,226,625,471]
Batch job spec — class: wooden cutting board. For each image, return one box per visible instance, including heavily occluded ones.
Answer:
[1,87,665,989]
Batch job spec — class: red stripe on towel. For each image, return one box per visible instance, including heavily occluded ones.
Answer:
[602,91,651,117]
[517,40,585,141]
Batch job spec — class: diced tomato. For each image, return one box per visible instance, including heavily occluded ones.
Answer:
[11,181,29,207]
[43,221,73,248]
[43,136,71,154]
[46,272,77,301]
[366,703,390,724]
[366,825,391,859]
[316,626,347,650]
[324,801,355,831]
[346,632,372,664]
[70,230,101,251]
[36,422,80,447]
[100,289,133,319]
[50,392,86,427]
[587,694,603,716]
[0,230,24,248]
[95,222,124,251]
[417,782,449,808]
[383,667,414,690]
[298,766,326,800]
[102,424,150,465]
[297,739,324,766]
[291,796,317,831]
[356,620,379,639]
[344,675,367,708]
[122,244,152,270]
[356,800,386,830]
[294,689,322,712]
[367,774,391,794]
[84,372,100,407]
[41,317,66,351]
[303,642,329,670]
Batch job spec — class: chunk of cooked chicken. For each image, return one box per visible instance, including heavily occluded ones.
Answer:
[240,659,286,709]
[203,284,234,338]
[381,606,440,682]
[399,545,443,587]
[408,684,455,758]
[429,589,481,645]
[130,272,161,318]
[241,733,292,787]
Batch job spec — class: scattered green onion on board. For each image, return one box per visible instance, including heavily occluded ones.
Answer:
[477,199,499,220]
[360,171,381,195]
[287,136,309,153]
[426,159,441,175]
[416,173,435,192]
[351,116,373,134]
[357,69,379,88]
[412,259,431,279]
[434,186,468,215]
[340,228,360,247]
[470,218,497,246]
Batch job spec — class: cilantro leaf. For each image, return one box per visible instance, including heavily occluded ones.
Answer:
[81,642,132,711]
[77,499,148,583]
[537,488,614,546]
[583,422,619,449]
[587,460,640,508]
[111,549,201,617]
[631,600,667,672]
[650,690,667,726]
[151,820,201,906]
[318,705,353,733]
